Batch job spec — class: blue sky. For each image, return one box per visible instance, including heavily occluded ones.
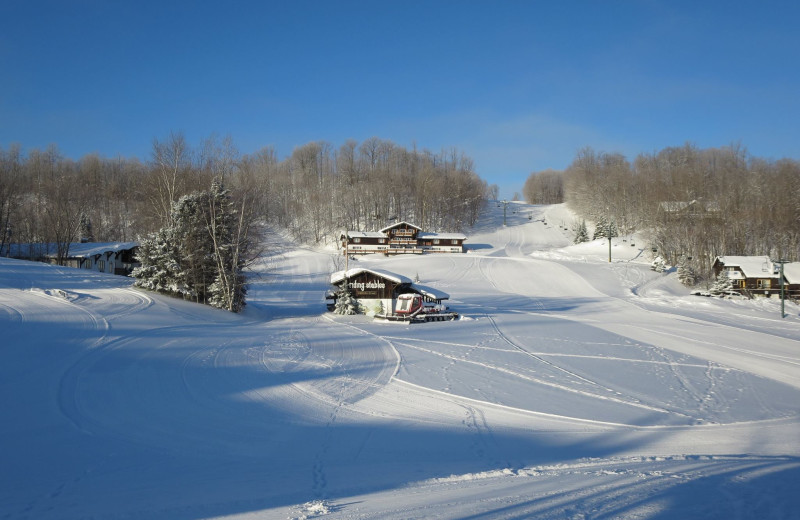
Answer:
[2,1,799,198]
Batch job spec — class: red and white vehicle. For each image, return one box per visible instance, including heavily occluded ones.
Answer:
[378,293,458,322]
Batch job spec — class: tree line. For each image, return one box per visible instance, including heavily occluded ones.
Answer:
[524,143,800,282]
[0,134,486,264]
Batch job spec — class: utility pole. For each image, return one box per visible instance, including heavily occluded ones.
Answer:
[503,200,508,226]
[774,259,788,318]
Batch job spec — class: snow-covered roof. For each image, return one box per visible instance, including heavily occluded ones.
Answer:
[411,283,449,301]
[781,262,800,284]
[344,231,385,239]
[4,241,138,259]
[715,256,778,279]
[63,241,139,258]
[380,221,422,233]
[418,232,467,240]
[330,267,412,285]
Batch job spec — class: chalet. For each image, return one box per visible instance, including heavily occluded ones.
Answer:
[781,263,800,300]
[3,241,140,276]
[712,256,782,297]
[658,199,720,220]
[328,267,449,315]
[341,221,466,255]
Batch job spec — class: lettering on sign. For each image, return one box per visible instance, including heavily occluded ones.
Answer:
[348,280,386,292]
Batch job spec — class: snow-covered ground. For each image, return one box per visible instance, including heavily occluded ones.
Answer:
[2,202,799,520]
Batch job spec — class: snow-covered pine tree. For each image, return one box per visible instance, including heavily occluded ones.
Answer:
[677,259,697,286]
[573,220,589,244]
[333,284,359,315]
[171,191,217,304]
[132,226,194,299]
[593,216,608,240]
[134,180,253,312]
[709,270,734,297]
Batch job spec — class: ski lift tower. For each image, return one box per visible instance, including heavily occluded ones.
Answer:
[773,259,789,318]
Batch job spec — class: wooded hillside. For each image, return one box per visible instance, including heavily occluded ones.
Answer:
[525,144,800,281]
[0,135,487,256]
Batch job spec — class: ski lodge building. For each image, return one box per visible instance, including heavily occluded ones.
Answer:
[327,267,450,315]
[3,241,140,276]
[340,221,466,255]
[712,256,800,299]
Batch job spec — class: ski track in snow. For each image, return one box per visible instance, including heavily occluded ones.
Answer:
[2,203,800,519]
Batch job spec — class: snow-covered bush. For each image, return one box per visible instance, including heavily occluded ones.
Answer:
[650,256,668,273]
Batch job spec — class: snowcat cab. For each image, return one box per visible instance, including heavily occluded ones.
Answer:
[395,293,424,315]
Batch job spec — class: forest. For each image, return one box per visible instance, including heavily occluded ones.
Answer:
[0,135,488,261]
[525,143,800,281]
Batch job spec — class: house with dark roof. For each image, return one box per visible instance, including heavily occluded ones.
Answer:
[327,267,450,315]
[340,221,466,255]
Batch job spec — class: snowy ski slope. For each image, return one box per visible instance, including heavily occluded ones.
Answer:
[1,202,799,519]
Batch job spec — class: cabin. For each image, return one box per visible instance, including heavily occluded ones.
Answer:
[328,267,449,315]
[712,256,782,297]
[3,241,140,276]
[781,262,800,300]
[658,199,721,220]
[341,221,466,255]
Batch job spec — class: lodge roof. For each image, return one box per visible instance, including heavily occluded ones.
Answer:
[330,267,412,285]
[715,256,778,279]
[329,267,450,300]
[4,241,139,259]
[781,263,800,284]
[343,231,385,239]
[418,232,467,240]
[411,283,450,301]
[380,221,422,233]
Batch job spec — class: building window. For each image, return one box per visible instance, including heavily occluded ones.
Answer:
[757,279,771,289]
[98,260,105,272]
[379,239,385,244]
[433,239,440,245]
[353,238,361,243]
[452,239,458,245]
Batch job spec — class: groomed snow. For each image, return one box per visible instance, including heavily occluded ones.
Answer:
[1,202,799,519]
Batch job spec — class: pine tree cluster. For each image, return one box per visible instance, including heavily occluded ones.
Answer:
[573,220,589,244]
[133,181,250,312]
[592,216,618,240]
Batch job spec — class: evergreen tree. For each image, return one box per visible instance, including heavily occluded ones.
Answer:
[593,217,618,240]
[132,227,193,299]
[133,180,252,312]
[573,219,589,244]
[677,259,697,286]
[709,270,734,297]
[593,216,608,240]
[333,284,359,315]
[79,213,94,242]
